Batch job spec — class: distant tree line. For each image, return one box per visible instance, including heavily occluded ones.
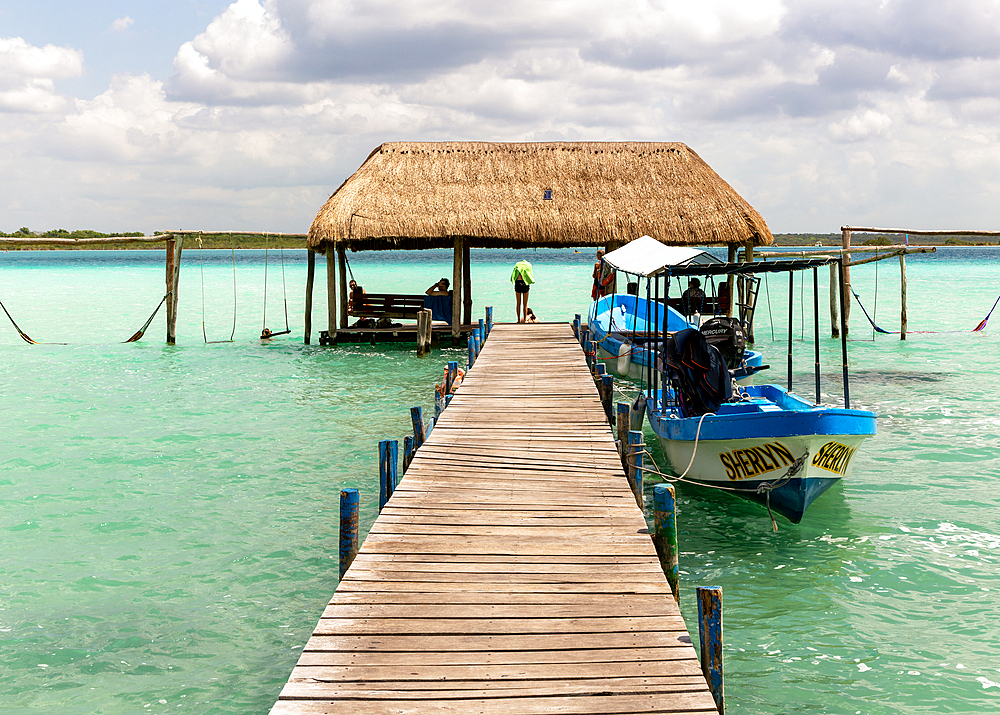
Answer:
[774,233,999,247]
[1,228,307,250]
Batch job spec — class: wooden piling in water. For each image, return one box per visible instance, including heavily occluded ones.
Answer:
[402,435,413,473]
[627,430,644,508]
[697,586,724,714]
[411,407,424,449]
[446,361,458,395]
[304,249,315,345]
[339,489,359,580]
[416,309,432,356]
[379,440,399,511]
[616,401,630,468]
[601,374,614,425]
[653,484,680,602]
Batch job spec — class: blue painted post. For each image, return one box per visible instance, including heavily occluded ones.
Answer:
[627,430,644,508]
[445,394,453,408]
[467,334,474,369]
[573,313,581,339]
[339,488,359,580]
[446,361,458,395]
[616,402,630,469]
[601,374,614,425]
[402,435,414,473]
[478,318,485,344]
[697,586,724,714]
[378,440,399,511]
[580,327,590,348]
[434,390,443,420]
[486,306,493,336]
[411,406,424,449]
[425,416,434,440]
[653,484,679,602]
[473,328,482,358]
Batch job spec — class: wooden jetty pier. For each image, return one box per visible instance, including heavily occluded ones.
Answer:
[270,322,719,714]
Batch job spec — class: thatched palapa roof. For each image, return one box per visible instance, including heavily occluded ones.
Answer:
[308,141,774,253]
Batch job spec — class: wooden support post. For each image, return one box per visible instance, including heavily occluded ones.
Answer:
[485,306,493,336]
[337,245,348,329]
[467,334,475,370]
[411,406,425,450]
[165,236,185,345]
[601,374,614,425]
[841,228,852,336]
[573,314,581,339]
[416,309,432,357]
[402,435,414,474]
[627,430,644,508]
[697,586,724,714]
[339,488,359,580]
[899,252,908,340]
[425,416,434,440]
[378,440,398,511]
[616,402,629,469]
[452,237,463,338]
[726,244,737,318]
[473,328,482,358]
[326,250,337,340]
[580,327,590,348]
[478,318,485,344]
[653,484,680,603]
[304,249,315,344]
[829,263,840,338]
[463,240,472,328]
[165,238,175,344]
[446,361,458,395]
[434,390,443,420]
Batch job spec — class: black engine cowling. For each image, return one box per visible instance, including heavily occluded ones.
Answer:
[700,317,746,369]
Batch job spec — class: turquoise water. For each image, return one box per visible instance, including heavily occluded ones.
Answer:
[1,247,998,713]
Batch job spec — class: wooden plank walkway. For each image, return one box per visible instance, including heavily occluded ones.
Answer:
[270,322,718,714]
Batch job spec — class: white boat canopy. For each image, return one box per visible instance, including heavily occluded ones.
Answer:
[602,235,722,277]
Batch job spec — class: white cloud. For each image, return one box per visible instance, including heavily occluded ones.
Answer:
[6,0,1000,232]
[829,110,893,141]
[110,17,135,32]
[0,37,83,113]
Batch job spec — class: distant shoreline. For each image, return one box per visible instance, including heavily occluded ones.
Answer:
[1,232,997,250]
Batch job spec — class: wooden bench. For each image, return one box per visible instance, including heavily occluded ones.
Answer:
[349,293,426,320]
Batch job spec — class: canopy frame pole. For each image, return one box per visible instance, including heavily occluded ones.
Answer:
[841,228,852,336]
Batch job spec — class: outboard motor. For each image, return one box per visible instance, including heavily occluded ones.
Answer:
[700,317,746,369]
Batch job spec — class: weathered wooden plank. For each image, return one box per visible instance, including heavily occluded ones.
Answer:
[295,646,695,667]
[271,692,719,714]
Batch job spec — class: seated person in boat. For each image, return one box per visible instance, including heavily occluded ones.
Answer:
[425,278,451,296]
[681,278,706,316]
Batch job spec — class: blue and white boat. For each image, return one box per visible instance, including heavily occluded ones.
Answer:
[586,236,764,382]
[588,293,764,382]
[638,254,876,523]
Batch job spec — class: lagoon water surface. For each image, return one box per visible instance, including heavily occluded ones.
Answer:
[1,247,998,713]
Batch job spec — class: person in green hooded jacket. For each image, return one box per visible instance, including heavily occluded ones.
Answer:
[511,259,534,323]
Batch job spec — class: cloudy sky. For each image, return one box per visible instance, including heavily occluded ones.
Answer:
[3,0,1000,235]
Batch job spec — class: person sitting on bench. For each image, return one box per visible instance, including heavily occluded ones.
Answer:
[425,278,450,296]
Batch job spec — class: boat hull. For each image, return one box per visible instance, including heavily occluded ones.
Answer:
[647,388,876,523]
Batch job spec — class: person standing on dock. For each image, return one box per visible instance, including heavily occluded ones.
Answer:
[511,259,534,323]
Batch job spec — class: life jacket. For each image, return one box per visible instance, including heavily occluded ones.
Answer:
[662,328,732,417]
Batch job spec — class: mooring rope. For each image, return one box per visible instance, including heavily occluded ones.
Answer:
[123,295,168,343]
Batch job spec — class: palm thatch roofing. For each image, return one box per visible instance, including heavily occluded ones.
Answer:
[308,141,773,253]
